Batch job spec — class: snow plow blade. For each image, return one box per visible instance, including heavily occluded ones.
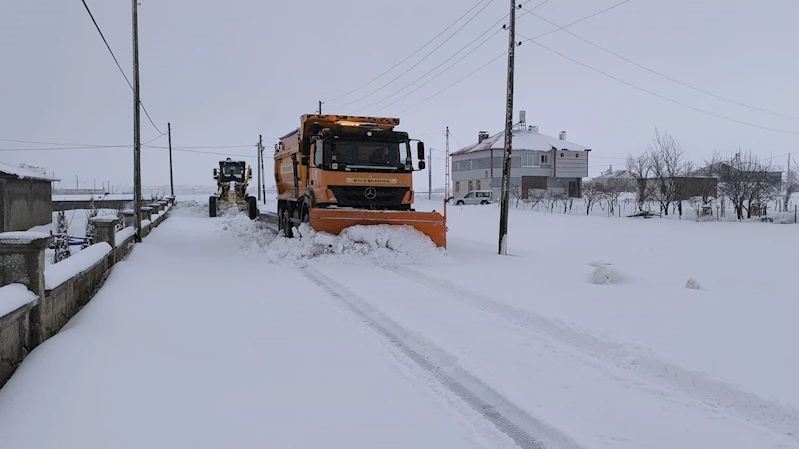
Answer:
[309,208,447,248]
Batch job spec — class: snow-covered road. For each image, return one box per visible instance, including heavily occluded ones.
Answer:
[0,208,514,449]
[1,200,796,449]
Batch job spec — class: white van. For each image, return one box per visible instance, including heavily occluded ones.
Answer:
[455,190,493,205]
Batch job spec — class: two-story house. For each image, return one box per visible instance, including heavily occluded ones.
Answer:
[451,118,591,200]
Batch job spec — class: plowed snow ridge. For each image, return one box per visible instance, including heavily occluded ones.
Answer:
[384,264,799,439]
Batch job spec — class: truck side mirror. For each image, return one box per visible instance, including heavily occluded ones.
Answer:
[248,167,252,179]
[213,168,218,179]
[417,141,425,160]
[418,160,426,170]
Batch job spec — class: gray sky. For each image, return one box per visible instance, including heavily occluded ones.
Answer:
[2,0,798,192]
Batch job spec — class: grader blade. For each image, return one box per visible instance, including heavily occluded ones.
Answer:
[309,208,447,248]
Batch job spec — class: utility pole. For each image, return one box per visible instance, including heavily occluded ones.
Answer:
[428,150,432,200]
[132,0,143,242]
[318,101,323,114]
[498,0,517,255]
[168,122,174,198]
[257,135,263,202]
[260,140,266,204]
[446,127,450,196]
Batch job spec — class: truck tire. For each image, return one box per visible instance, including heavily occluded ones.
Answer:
[209,196,217,217]
[247,196,258,220]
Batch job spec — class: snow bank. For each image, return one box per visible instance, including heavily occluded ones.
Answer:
[115,227,136,247]
[0,284,37,317]
[590,265,623,285]
[217,212,446,265]
[45,242,112,290]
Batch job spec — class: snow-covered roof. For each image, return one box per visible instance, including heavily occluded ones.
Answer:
[451,128,589,156]
[594,169,633,180]
[0,161,59,181]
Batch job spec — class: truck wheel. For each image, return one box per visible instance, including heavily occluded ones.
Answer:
[247,196,258,220]
[209,196,217,217]
[456,200,464,205]
[282,209,293,238]
[480,200,488,205]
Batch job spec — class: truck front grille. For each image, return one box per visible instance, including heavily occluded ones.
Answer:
[328,186,410,209]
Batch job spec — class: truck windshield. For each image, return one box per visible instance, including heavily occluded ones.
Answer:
[219,162,245,182]
[330,141,407,169]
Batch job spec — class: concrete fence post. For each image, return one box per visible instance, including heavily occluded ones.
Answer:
[149,203,162,214]
[122,209,135,228]
[141,207,153,223]
[90,216,119,262]
[0,232,54,347]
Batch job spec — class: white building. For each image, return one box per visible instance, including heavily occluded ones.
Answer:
[450,113,592,200]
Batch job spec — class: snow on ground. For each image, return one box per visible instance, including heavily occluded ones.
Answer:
[0,203,515,449]
[1,196,794,448]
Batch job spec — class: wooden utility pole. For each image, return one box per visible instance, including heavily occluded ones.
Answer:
[498,0,517,255]
[132,0,142,242]
[257,135,263,202]
[168,122,174,198]
[428,150,432,200]
[318,101,323,114]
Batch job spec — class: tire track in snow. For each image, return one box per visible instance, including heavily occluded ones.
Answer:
[299,265,585,449]
[383,264,799,441]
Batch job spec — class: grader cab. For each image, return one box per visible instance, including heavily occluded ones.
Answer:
[209,158,258,219]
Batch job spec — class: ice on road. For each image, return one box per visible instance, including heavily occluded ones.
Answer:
[0,209,509,449]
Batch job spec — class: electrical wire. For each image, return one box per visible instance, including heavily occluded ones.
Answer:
[395,52,507,114]
[331,0,497,110]
[324,0,489,104]
[79,0,163,135]
[518,33,799,135]
[521,5,799,122]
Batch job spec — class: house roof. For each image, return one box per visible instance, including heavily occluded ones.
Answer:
[594,169,632,180]
[451,128,589,156]
[0,162,59,181]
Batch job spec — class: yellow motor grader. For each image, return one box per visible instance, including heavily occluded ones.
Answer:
[209,158,258,219]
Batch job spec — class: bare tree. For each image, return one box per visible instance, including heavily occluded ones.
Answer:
[582,180,602,215]
[783,159,798,211]
[646,129,694,217]
[626,153,656,212]
[510,182,521,208]
[706,149,779,220]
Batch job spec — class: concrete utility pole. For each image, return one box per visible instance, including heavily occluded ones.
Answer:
[260,137,267,204]
[428,150,432,200]
[257,135,263,202]
[318,101,323,114]
[498,0,517,255]
[132,0,143,242]
[168,122,174,198]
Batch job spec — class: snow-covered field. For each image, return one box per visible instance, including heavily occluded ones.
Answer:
[0,196,795,449]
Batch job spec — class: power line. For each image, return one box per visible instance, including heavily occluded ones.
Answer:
[323,0,488,104]
[79,0,163,135]
[396,52,507,114]
[360,1,554,115]
[522,5,799,122]
[381,0,621,115]
[524,0,633,42]
[518,34,799,136]
[331,0,497,110]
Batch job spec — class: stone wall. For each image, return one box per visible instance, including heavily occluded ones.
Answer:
[0,200,173,389]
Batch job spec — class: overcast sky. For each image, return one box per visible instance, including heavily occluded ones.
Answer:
[2,0,798,192]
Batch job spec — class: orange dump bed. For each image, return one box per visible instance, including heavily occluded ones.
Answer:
[309,208,447,248]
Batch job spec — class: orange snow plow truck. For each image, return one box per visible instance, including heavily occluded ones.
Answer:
[272,114,446,248]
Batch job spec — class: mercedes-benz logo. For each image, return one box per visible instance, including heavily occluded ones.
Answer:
[364,187,377,200]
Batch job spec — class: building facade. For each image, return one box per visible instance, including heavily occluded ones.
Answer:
[0,163,57,232]
[451,121,591,200]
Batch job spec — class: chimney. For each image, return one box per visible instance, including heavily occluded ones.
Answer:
[519,110,527,127]
[559,131,566,141]
[478,131,489,143]
[529,125,539,134]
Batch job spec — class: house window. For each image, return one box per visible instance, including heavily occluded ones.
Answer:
[540,154,549,164]
[468,159,474,170]
[468,180,473,191]
[485,170,489,179]
[560,153,564,157]
[575,153,579,158]
[455,181,460,192]
[522,154,538,167]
